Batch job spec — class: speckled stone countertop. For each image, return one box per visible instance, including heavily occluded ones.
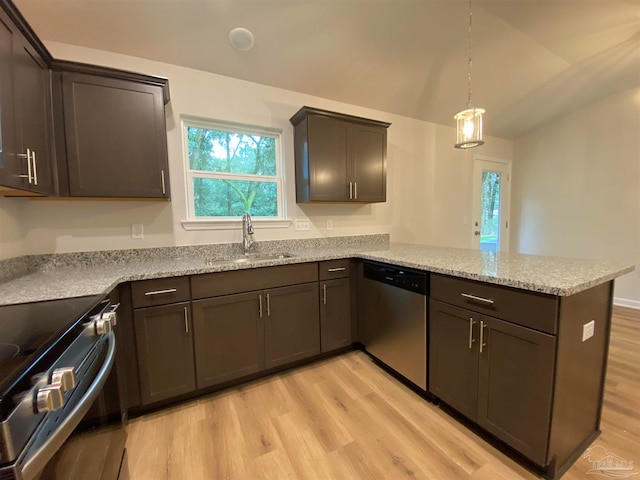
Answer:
[0,236,634,305]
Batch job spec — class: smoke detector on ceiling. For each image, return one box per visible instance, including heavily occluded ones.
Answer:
[229,27,255,51]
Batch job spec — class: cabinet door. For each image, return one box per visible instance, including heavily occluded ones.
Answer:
[320,278,352,352]
[0,12,19,189]
[265,283,320,368]
[62,72,169,198]
[192,293,265,389]
[134,302,196,405]
[477,315,556,466]
[429,300,479,421]
[307,115,350,201]
[350,123,386,202]
[13,37,54,194]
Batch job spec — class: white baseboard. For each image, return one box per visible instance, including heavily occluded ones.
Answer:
[614,297,640,310]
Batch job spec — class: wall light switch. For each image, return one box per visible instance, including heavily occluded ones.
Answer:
[131,223,144,239]
[582,320,595,342]
[295,219,310,231]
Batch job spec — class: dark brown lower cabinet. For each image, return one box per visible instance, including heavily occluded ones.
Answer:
[429,300,556,465]
[265,283,320,368]
[133,302,196,405]
[192,292,266,389]
[320,278,352,352]
[191,282,321,388]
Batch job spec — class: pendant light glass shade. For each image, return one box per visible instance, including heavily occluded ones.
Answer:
[454,107,485,148]
[454,0,485,149]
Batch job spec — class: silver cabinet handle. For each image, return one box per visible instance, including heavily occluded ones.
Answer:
[144,288,177,296]
[161,169,166,195]
[354,181,357,199]
[183,306,189,334]
[322,284,327,305]
[258,294,263,318]
[461,293,495,305]
[32,150,38,186]
[480,320,487,353]
[468,318,476,349]
[327,267,346,272]
[266,293,271,317]
[349,181,353,199]
[19,149,33,183]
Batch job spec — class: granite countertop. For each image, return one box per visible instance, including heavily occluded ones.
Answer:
[0,238,634,306]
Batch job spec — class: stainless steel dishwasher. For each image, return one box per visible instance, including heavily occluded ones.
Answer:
[358,261,428,390]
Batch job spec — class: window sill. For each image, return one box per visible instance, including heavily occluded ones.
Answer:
[181,218,292,231]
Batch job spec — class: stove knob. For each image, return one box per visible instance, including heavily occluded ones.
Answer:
[94,318,113,335]
[102,310,117,327]
[51,367,76,393]
[35,384,65,413]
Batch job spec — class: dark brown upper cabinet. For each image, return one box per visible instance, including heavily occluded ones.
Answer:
[290,106,390,203]
[51,62,170,199]
[0,3,55,196]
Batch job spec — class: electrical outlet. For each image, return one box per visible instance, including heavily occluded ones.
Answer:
[582,320,595,342]
[131,223,144,239]
[295,219,310,231]
[326,219,333,230]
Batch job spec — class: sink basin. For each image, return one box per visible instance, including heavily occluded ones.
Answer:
[206,253,295,266]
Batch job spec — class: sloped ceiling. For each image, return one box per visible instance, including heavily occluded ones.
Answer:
[13,0,640,140]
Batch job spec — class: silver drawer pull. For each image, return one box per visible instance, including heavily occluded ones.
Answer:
[468,318,476,349]
[461,293,495,305]
[327,267,346,272]
[144,288,177,296]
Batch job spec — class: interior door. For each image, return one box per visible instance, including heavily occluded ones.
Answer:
[472,156,511,252]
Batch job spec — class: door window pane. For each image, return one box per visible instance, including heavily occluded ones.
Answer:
[480,171,501,252]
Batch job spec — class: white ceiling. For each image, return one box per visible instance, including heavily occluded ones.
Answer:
[14,0,640,140]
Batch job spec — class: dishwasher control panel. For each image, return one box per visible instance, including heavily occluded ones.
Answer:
[363,261,428,294]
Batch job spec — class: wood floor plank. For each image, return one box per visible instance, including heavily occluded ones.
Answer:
[126,306,639,479]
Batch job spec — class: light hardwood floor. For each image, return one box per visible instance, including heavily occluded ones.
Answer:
[126,306,640,480]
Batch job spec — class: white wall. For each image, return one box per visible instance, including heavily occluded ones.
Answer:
[511,88,640,307]
[0,197,25,260]
[0,42,512,257]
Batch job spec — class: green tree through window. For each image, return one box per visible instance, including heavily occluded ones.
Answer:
[185,120,283,218]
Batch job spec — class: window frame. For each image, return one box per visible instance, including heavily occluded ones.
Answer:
[181,115,289,230]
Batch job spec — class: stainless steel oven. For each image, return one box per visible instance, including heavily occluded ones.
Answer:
[0,295,127,480]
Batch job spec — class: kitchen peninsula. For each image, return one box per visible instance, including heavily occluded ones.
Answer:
[0,235,634,479]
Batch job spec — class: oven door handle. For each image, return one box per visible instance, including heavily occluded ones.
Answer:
[21,332,116,480]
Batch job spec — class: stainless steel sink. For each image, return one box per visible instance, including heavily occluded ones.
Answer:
[206,253,295,266]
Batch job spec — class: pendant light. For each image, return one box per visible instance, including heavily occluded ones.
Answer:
[454,0,485,149]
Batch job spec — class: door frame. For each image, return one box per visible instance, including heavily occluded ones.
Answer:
[472,155,512,252]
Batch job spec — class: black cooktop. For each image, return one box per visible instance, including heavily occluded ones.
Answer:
[0,294,105,417]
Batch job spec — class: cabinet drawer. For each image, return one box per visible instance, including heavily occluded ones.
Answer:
[131,277,191,308]
[319,259,351,280]
[430,274,557,335]
[191,263,318,299]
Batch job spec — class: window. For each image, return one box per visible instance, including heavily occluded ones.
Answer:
[182,116,285,224]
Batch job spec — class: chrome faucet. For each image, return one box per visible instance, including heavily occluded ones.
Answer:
[242,212,254,254]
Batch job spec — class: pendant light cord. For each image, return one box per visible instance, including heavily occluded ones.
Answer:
[466,0,473,108]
